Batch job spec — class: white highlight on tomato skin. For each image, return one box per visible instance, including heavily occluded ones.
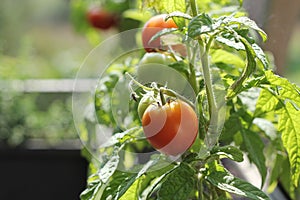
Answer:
[142,104,168,138]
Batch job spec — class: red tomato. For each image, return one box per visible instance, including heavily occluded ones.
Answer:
[141,14,178,52]
[142,100,198,156]
[87,7,117,30]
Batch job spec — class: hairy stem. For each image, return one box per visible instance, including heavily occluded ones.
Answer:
[199,43,217,120]
[190,0,219,149]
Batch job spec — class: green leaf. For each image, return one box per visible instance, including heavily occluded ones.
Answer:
[211,49,245,68]
[252,44,269,69]
[119,176,142,200]
[206,168,270,200]
[101,157,175,200]
[265,70,300,108]
[138,157,176,200]
[138,170,171,199]
[168,60,190,78]
[256,71,300,186]
[188,13,214,38]
[114,173,139,200]
[211,145,244,162]
[227,36,256,99]
[100,127,143,148]
[277,102,300,187]
[224,16,267,42]
[278,157,296,199]
[99,147,120,183]
[164,0,186,13]
[215,35,245,50]
[241,129,267,187]
[142,0,185,13]
[268,153,285,192]
[149,28,179,44]
[101,171,136,200]
[167,11,192,28]
[80,180,102,200]
[255,88,279,116]
[95,72,120,127]
[158,163,195,200]
[167,11,192,20]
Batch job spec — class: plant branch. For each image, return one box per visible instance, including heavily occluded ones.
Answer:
[199,43,217,119]
[190,0,198,17]
[199,41,219,149]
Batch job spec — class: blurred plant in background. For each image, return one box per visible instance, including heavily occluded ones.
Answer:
[0,0,93,79]
[286,25,300,85]
[0,0,93,147]
[0,92,76,147]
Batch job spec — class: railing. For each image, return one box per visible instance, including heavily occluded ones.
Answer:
[0,79,96,93]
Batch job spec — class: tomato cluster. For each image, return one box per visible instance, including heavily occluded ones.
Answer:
[137,15,198,156]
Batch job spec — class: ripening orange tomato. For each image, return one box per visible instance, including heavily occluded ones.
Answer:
[142,100,198,156]
[141,14,178,52]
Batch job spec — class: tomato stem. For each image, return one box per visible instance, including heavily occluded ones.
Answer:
[199,41,220,149]
[159,88,166,105]
[189,0,220,150]
[190,0,198,17]
[125,72,152,91]
[160,87,195,109]
[199,43,217,118]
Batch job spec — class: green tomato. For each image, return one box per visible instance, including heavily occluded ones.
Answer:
[139,52,176,65]
[138,93,155,119]
[137,52,175,86]
[136,52,187,93]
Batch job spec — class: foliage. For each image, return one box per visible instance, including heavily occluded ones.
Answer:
[78,0,300,199]
[0,0,92,79]
[0,92,77,147]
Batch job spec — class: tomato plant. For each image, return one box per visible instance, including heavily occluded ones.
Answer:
[142,99,198,156]
[86,6,118,30]
[79,0,300,200]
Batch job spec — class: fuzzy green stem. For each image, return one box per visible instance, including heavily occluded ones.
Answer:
[189,58,198,93]
[159,88,166,105]
[199,43,217,119]
[199,42,219,149]
[190,0,198,17]
[160,87,195,109]
[186,42,198,93]
[125,72,152,91]
[198,173,204,200]
[190,0,219,149]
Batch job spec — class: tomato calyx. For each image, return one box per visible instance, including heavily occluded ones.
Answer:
[127,72,195,111]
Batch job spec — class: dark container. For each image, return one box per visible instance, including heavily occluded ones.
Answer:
[0,148,88,200]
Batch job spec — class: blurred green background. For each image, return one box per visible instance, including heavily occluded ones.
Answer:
[286,25,300,84]
[0,0,299,147]
[0,0,93,147]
